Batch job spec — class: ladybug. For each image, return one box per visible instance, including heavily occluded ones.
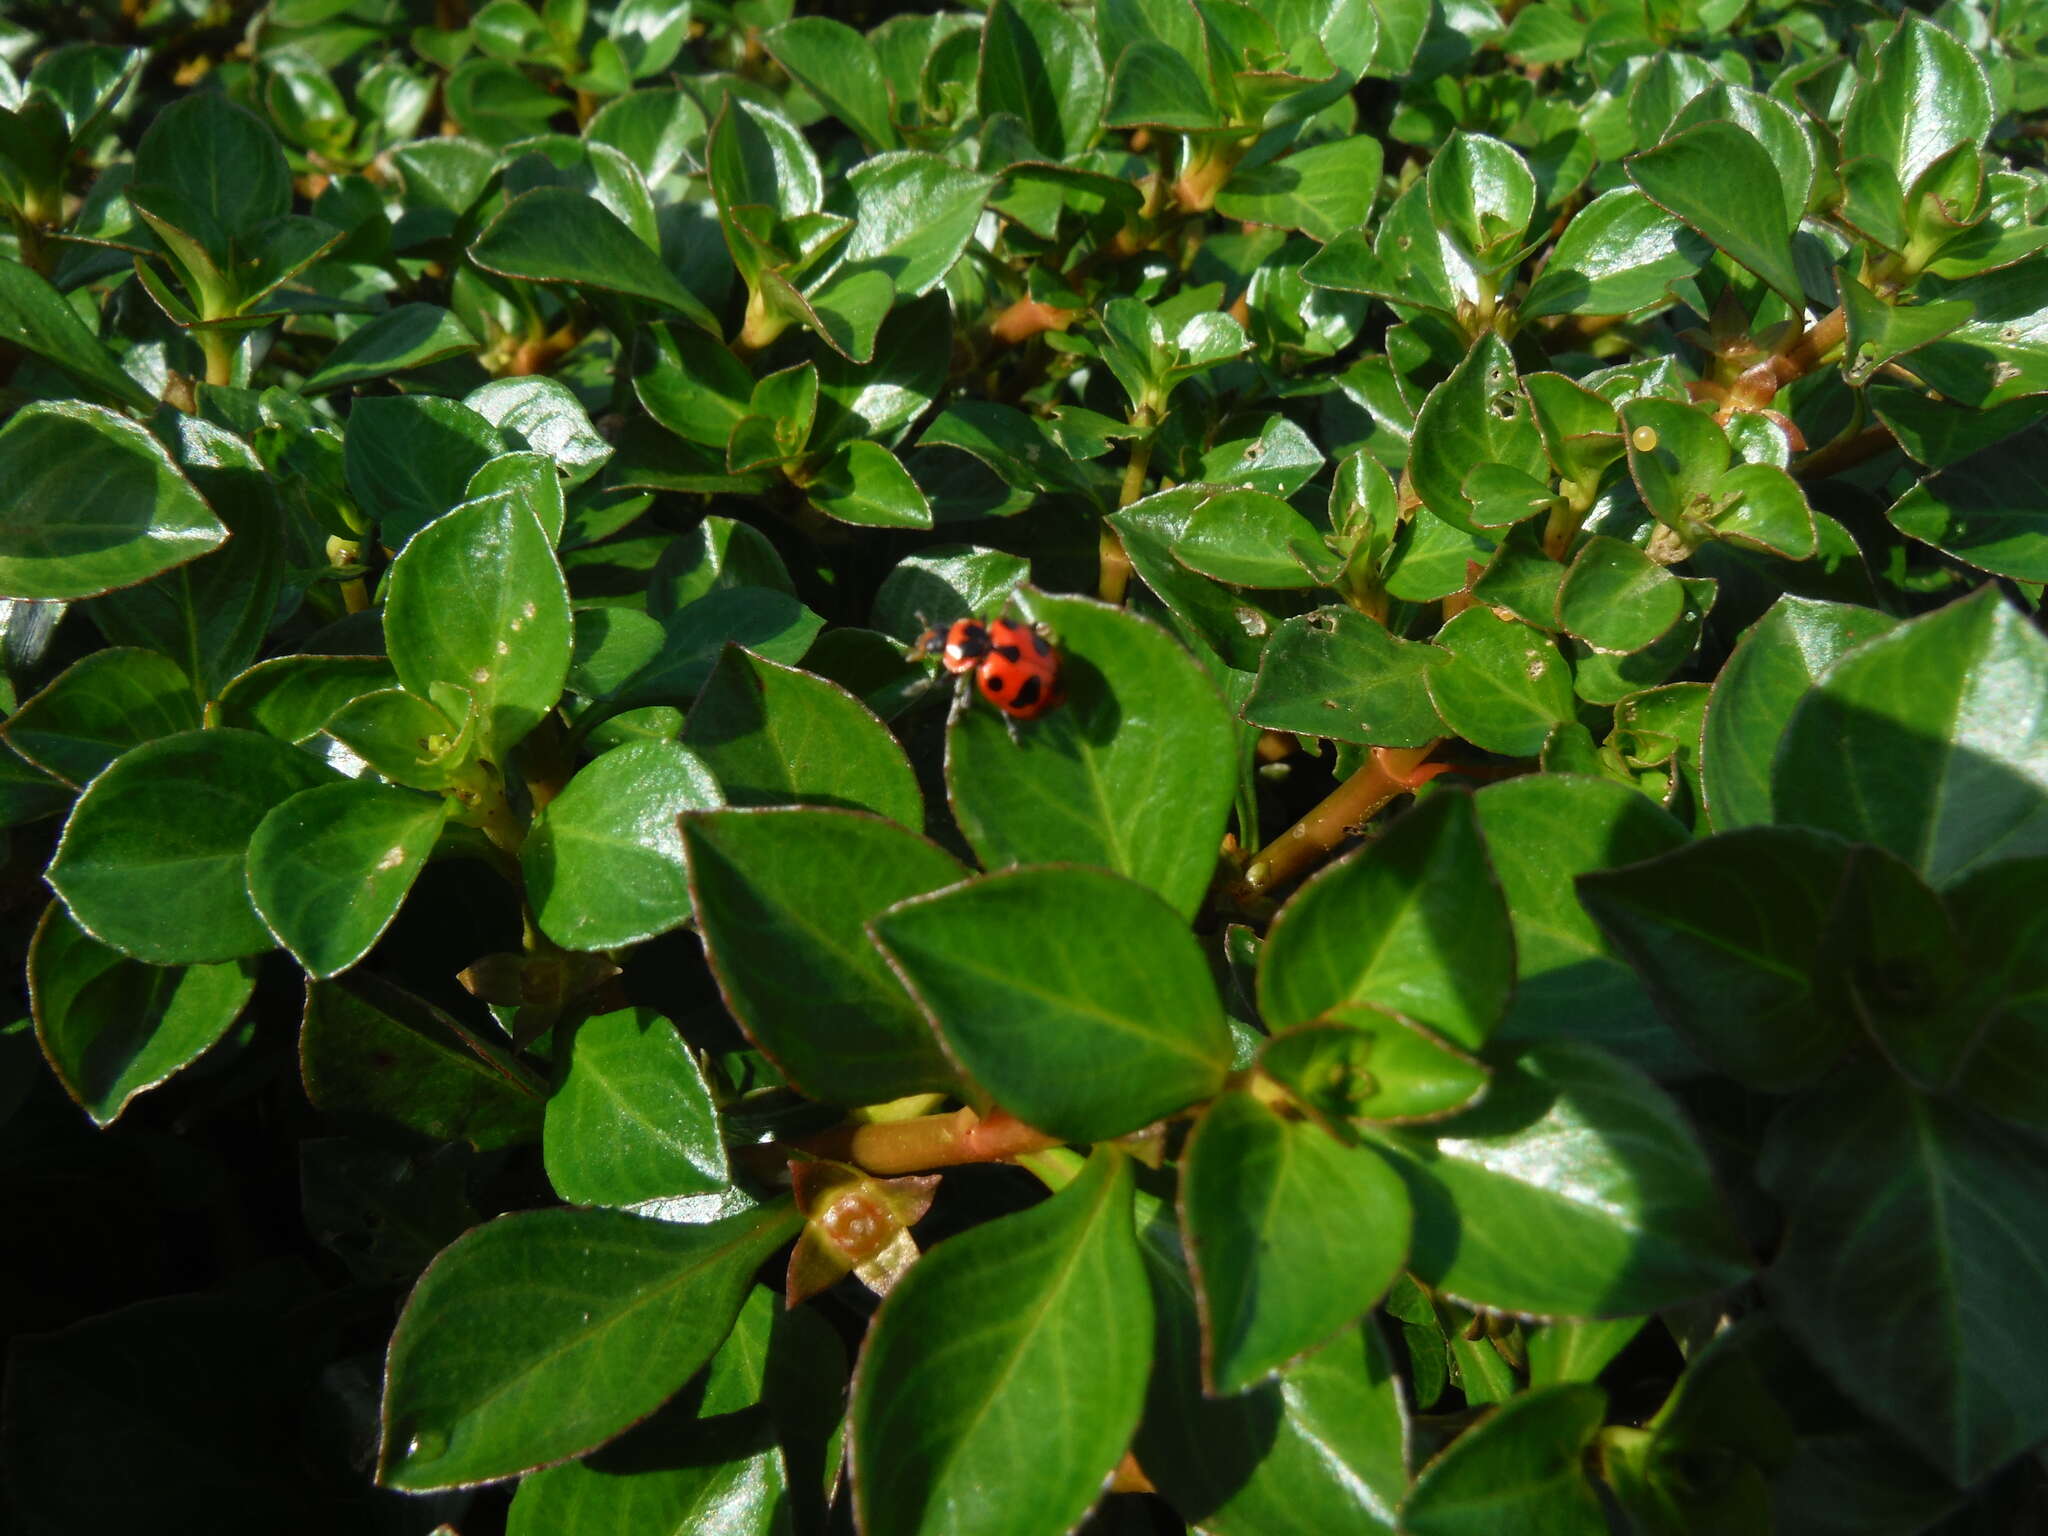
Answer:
[911,614,1065,721]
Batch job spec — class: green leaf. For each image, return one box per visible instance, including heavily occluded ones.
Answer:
[1761,1062,2048,1485]
[47,729,334,965]
[872,865,1232,1142]
[1428,131,1537,267]
[612,588,825,709]
[1400,1384,1607,1536]
[1426,607,1576,757]
[524,741,721,952]
[1840,277,1971,387]
[1519,189,1701,320]
[466,375,614,489]
[1241,605,1445,748]
[1259,790,1513,1051]
[131,92,289,241]
[1712,463,1816,560]
[342,394,503,549]
[1410,335,1546,536]
[1578,826,1859,1091]
[1215,135,1383,244]
[1104,40,1222,132]
[300,977,543,1151]
[544,1006,727,1206]
[764,16,899,151]
[1181,1089,1410,1392]
[850,1147,1147,1536]
[0,257,158,410]
[948,591,1236,920]
[217,655,399,743]
[506,1285,818,1536]
[1134,1204,1408,1535]
[683,645,921,828]
[1887,418,2048,581]
[706,96,822,220]
[1555,534,1683,653]
[324,687,475,791]
[0,402,226,601]
[1172,488,1336,588]
[2,647,200,788]
[1373,1042,1753,1316]
[471,186,719,331]
[839,151,993,297]
[383,488,572,759]
[1626,121,1804,308]
[682,807,963,1104]
[29,902,254,1127]
[979,0,1103,159]
[301,303,478,394]
[1701,595,1898,830]
[1526,1316,1646,1388]
[378,1200,801,1490]
[1473,774,1693,1077]
[1259,1011,1490,1129]
[1841,14,1992,199]
[1773,587,2048,887]
[247,781,447,979]
[807,439,932,529]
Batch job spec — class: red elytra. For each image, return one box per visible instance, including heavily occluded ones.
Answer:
[911,616,1065,721]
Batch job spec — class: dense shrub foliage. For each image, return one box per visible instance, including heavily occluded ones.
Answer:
[2,0,2047,1531]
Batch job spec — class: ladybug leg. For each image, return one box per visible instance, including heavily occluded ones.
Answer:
[1003,710,1025,748]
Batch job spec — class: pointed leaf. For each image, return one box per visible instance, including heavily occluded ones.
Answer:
[544,1006,728,1207]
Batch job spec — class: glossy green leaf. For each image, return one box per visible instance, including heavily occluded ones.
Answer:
[1215,136,1383,244]
[1578,826,1858,1091]
[608,587,825,710]
[301,303,479,394]
[850,1148,1147,1536]
[682,807,962,1104]
[1259,790,1513,1050]
[873,865,1232,1141]
[342,394,502,549]
[1410,336,1546,536]
[472,187,719,331]
[706,96,822,220]
[0,402,226,601]
[1428,131,1537,266]
[1400,1384,1607,1536]
[1172,488,1335,588]
[1773,588,2048,887]
[379,1200,801,1490]
[301,977,543,1151]
[544,1007,727,1207]
[1887,418,2048,581]
[131,91,289,241]
[947,591,1236,920]
[1701,596,1898,830]
[2,647,199,788]
[978,0,1103,159]
[247,781,447,979]
[1373,1043,1753,1316]
[807,439,932,529]
[1761,1062,2048,1485]
[0,257,158,410]
[1104,40,1221,132]
[324,687,473,791]
[683,645,920,828]
[467,375,614,489]
[839,151,992,298]
[1259,1011,1490,1129]
[1241,605,1444,748]
[216,655,400,743]
[764,16,898,151]
[383,488,572,758]
[29,902,254,1126]
[1520,188,1701,319]
[1556,535,1683,653]
[47,729,334,964]
[525,741,721,952]
[1626,121,1803,307]
[1181,1089,1410,1392]
[1840,14,1992,199]
[1473,774,1692,1076]
[1426,608,1576,757]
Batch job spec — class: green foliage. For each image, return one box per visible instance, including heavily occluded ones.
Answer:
[4,3,2048,1532]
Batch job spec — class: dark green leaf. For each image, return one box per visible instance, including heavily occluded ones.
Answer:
[839,151,993,297]
[1259,790,1513,1050]
[1626,121,1803,308]
[850,1148,1147,1536]
[472,187,719,330]
[1181,1089,1410,1391]
[1555,535,1683,653]
[2,647,199,787]
[682,807,963,1103]
[47,728,334,964]
[524,741,721,952]
[1841,14,1992,199]
[544,1007,727,1207]
[379,1201,801,1490]
[1241,606,1445,748]
[29,902,254,1126]
[1410,336,1546,536]
[978,0,1103,159]
[1426,608,1576,757]
[1215,136,1383,244]
[0,402,226,601]
[302,303,479,394]
[1400,1384,1607,1536]
[342,394,502,549]
[807,440,932,529]
[131,92,289,241]
[1520,189,1701,320]
[0,256,158,410]
[764,16,899,151]
[1887,418,2048,581]
[873,865,1232,1141]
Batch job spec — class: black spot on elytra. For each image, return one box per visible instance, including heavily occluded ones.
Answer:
[984,673,1006,691]
[1030,632,1051,656]
[993,643,1023,662]
[1012,674,1043,709]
